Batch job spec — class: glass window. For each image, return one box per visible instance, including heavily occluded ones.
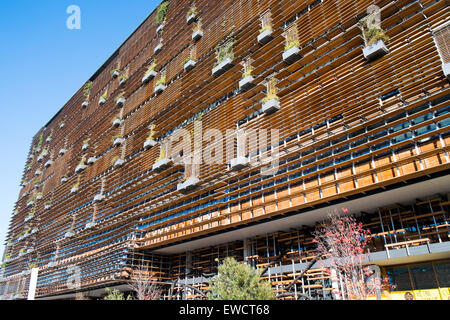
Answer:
[410,264,438,290]
[387,267,412,291]
[434,261,450,288]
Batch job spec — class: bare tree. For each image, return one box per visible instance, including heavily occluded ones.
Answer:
[128,261,162,300]
[312,209,378,300]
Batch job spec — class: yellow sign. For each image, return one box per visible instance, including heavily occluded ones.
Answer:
[388,288,449,300]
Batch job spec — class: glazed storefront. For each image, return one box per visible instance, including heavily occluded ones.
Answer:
[384,260,450,300]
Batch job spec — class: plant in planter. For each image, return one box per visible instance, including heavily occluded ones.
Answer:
[82,138,90,151]
[192,19,204,41]
[61,175,68,183]
[44,201,52,210]
[112,115,122,127]
[154,76,166,95]
[59,121,65,128]
[186,4,198,24]
[44,159,53,168]
[119,74,128,86]
[261,77,280,114]
[144,124,158,149]
[59,148,67,156]
[152,146,172,172]
[115,92,126,108]
[34,180,41,188]
[29,263,37,269]
[36,192,43,200]
[359,16,390,61]
[99,90,108,106]
[87,156,97,165]
[212,40,235,77]
[112,135,125,147]
[93,193,105,203]
[82,81,92,108]
[142,60,158,83]
[282,24,301,64]
[258,11,273,45]
[154,39,163,54]
[112,156,125,168]
[64,228,75,238]
[155,1,169,32]
[46,133,53,143]
[75,156,87,174]
[37,149,48,162]
[239,59,255,91]
[70,183,80,194]
[183,56,196,72]
[110,68,120,79]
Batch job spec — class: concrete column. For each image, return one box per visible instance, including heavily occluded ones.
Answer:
[330,268,341,300]
[27,268,39,300]
[368,264,382,300]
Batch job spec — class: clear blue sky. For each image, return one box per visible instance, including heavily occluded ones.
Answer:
[0,0,160,260]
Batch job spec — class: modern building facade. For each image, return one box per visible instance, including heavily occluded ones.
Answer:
[1,0,449,300]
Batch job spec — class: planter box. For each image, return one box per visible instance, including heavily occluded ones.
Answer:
[82,144,89,151]
[27,201,34,207]
[75,164,87,174]
[186,13,197,24]
[36,194,42,200]
[152,158,172,172]
[154,83,166,95]
[230,156,249,171]
[59,148,66,156]
[142,70,157,83]
[64,231,75,238]
[184,59,196,72]
[239,76,255,91]
[93,194,105,203]
[262,98,281,114]
[212,58,234,77]
[35,170,42,176]
[47,261,57,268]
[113,137,125,147]
[116,97,126,108]
[156,24,164,34]
[99,97,106,106]
[111,70,120,78]
[37,155,44,162]
[46,137,52,143]
[154,43,163,55]
[61,177,68,183]
[113,119,122,127]
[24,215,34,222]
[114,159,125,168]
[81,101,89,108]
[85,222,98,229]
[44,204,51,210]
[441,62,450,79]
[192,29,203,41]
[119,78,127,86]
[144,139,157,150]
[363,40,389,61]
[177,177,200,193]
[283,46,301,64]
[87,157,97,165]
[70,187,79,194]
[44,160,53,168]
[31,228,38,234]
[257,29,273,45]
[59,123,65,129]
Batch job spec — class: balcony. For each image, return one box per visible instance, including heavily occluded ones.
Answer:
[152,158,172,172]
[363,40,389,61]
[177,177,200,193]
[212,58,233,77]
